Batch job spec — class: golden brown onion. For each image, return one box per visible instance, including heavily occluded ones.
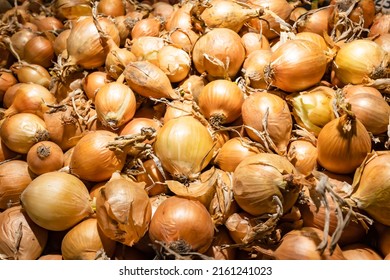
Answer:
[26,141,64,175]
[342,243,383,260]
[287,139,318,175]
[241,49,272,89]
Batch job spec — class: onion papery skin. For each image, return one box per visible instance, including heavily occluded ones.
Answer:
[20,171,94,231]
[66,16,120,69]
[153,116,214,181]
[157,45,191,83]
[241,92,292,155]
[333,39,388,85]
[286,139,318,176]
[198,79,244,126]
[94,82,137,129]
[149,196,215,254]
[233,153,300,216]
[205,226,236,260]
[192,28,245,80]
[69,130,127,182]
[95,177,152,246]
[267,39,328,92]
[0,160,33,210]
[273,227,346,260]
[342,243,383,260]
[317,114,372,174]
[351,151,390,226]
[0,113,50,154]
[61,218,116,260]
[0,206,48,260]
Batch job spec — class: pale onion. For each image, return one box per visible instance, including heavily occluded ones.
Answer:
[198,79,244,127]
[20,171,94,231]
[153,116,215,181]
[94,82,137,129]
[26,141,64,175]
[342,243,383,260]
[95,174,152,246]
[350,151,390,225]
[10,63,51,88]
[369,13,390,37]
[165,2,193,31]
[0,160,33,210]
[163,99,193,124]
[0,113,50,154]
[286,139,318,175]
[69,130,127,182]
[233,153,301,216]
[157,45,191,83]
[192,28,246,80]
[0,206,48,260]
[287,86,336,136]
[241,49,272,89]
[266,39,328,92]
[214,137,262,172]
[129,36,165,65]
[178,75,207,103]
[317,113,372,174]
[333,39,388,85]
[149,196,215,254]
[54,0,92,20]
[241,32,271,56]
[61,218,116,260]
[241,91,292,155]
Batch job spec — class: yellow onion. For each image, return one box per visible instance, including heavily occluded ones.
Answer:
[0,160,33,210]
[152,2,174,21]
[53,29,71,56]
[241,49,272,89]
[330,0,376,29]
[163,99,193,123]
[38,254,63,260]
[130,36,165,64]
[54,0,92,20]
[131,17,161,39]
[192,28,245,80]
[105,47,137,80]
[157,45,191,83]
[178,74,208,103]
[342,243,383,260]
[97,0,125,17]
[69,130,127,182]
[149,196,215,254]
[120,117,161,141]
[20,171,94,231]
[350,151,390,225]
[0,71,17,101]
[0,140,18,162]
[233,153,301,216]
[82,71,112,101]
[135,159,169,196]
[9,29,37,61]
[168,29,199,53]
[0,206,48,260]
[0,113,50,154]
[165,2,193,31]
[95,174,152,246]
[333,39,388,85]
[10,63,51,88]
[241,32,271,56]
[294,31,329,53]
[266,39,328,92]
[154,116,214,181]
[23,35,54,68]
[205,226,236,260]
[295,6,334,35]
[26,141,64,175]
[287,86,336,136]
[225,211,256,244]
[198,79,244,127]
[369,13,390,37]
[317,113,372,174]
[241,91,292,155]
[287,139,318,175]
[214,137,262,172]
[31,15,64,32]
[94,82,137,129]
[61,218,116,260]
[375,223,390,257]
[124,60,179,100]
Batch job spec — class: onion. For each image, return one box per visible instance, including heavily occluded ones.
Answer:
[20,171,94,231]
[23,35,55,68]
[0,113,50,154]
[168,29,199,53]
[287,139,318,176]
[82,71,112,101]
[135,159,169,196]
[295,6,334,35]
[225,211,256,244]
[0,71,17,102]
[241,49,272,89]
[214,137,262,172]
[69,130,127,182]
[163,100,193,124]
[152,2,174,21]
[129,36,165,65]
[95,174,152,246]
[26,141,64,175]
[369,13,390,37]
[31,16,64,32]
[266,39,328,92]
[178,74,207,103]
[38,254,63,260]
[192,28,246,80]
[205,226,236,260]
[10,63,51,88]
[241,31,270,55]
[294,31,329,53]
[198,79,244,127]
[373,33,390,54]
[350,151,390,225]
[131,17,161,39]
[105,47,137,80]
[0,206,48,260]
[317,113,372,174]
[149,196,215,254]
[342,243,383,260]
[61,218,116,260]
[241,91,292,155]
[233,153,301,216]
[124,60,179,99]
[10,29,37,61]
[157,45,191,83]
[94,82,137,129]
[154,116,214,181]
[0,140,18,162]
[97,0,125,17]
[54,0,92,20]
[165,2,193,31]
[0,160,33,210]
[375,223,390,257]
[331,0,376,29]
[2,82,23,109]
[333,39,388,85]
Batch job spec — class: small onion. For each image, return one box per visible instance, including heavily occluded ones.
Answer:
[26,141,64,175]
[20,171,94,231]
[369,13,390,37]
[163,100,193,124]
[31,16,64,32]
[241,32,271,56]
[130,36,165,64]
[95,174,152,246]
[136,159,169,196]
[0,71,17,102]
[23,35,55,68]
[225,211,256,244]
[54,0,92,20]
[287,139,318,175]
[295,6,334,35]
[317,113,372,174]
[131,17,161,39]
[0,113,50,154]
[149,196,215,254]
[82,71,112,101]
[157,45,191,83]
[0,206,48,260]
[105,47,137,80]
[10,29,37,60]
[97,0,125,17]
[10,63,51,88]
[165,2,193,31]
[342,243,383,260]
[61,218,116,260]
[205,226,236,260]
[241,49,272,89]
[168,29,199,53]
[69,130,127,182]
